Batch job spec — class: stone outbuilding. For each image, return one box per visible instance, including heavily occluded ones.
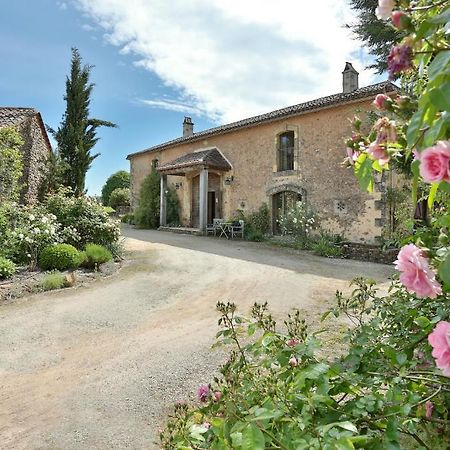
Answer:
[127,64,398,243]
[0,107,52,204]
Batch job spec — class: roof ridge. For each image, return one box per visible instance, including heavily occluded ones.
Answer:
[128,81,398,159]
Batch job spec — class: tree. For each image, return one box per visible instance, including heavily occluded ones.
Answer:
[109,187,130,209]
[135,170,161,229]
[134,170,180,228]
[0,127,24,203]
[52,48,116,195]
[101,170,130,205]
[347,0,400,73]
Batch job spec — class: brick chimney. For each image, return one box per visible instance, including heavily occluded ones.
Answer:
[342,62,359,93]
[183,116,194,137]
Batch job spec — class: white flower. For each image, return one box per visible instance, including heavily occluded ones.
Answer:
[375,0,395,20]
[29,214,35,221]
[18,233,24,239]
[41,217,48,224]
[34,228,40,234]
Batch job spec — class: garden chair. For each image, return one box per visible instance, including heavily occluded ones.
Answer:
[231,220,244,239]
[207,218,224,236]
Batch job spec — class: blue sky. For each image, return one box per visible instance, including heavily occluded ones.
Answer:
[0,0,381,195]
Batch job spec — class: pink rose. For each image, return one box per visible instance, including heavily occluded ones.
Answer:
[419,141,450,184]
[425,401,434,419]
[391,10,410,29]
[368,142,390,166]
[395,244,442,298]
[286,338,299,347]
[197,384,210,402]
[373,94,390,110]
[289,356,298,367]
[376,0,395,19]
[212,391,222,402]
[428,321,450,377]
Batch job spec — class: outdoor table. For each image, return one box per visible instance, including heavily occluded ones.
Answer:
[217,222,233,239]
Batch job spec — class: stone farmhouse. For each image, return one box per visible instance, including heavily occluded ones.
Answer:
[127,64,397,243]
[0,107,52,203]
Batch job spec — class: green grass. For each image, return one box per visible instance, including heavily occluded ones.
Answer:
[40,271,67,291]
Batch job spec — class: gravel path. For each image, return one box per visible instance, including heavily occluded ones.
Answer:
[0,229,393,449]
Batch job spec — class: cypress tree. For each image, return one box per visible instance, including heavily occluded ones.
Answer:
[347,0,400,74]
[52,48,116,195]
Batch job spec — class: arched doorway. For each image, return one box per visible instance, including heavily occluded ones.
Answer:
[272,190,303,234]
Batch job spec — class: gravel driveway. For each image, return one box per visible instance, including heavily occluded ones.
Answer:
[0,228,393,449]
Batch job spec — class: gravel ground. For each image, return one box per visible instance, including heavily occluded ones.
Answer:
[0,229,393,449]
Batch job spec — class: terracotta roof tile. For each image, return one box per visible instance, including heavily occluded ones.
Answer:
[128,81,398,159]
[158,148,232,174]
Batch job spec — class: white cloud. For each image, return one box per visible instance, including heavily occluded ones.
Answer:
[139,98,206,116]
[75,0,378,123]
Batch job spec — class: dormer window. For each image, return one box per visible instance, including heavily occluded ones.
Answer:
[152,158,159,169]
[277,131,294,171]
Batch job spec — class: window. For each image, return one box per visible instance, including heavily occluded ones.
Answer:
[152,158,159,169]
[277,131,295,171]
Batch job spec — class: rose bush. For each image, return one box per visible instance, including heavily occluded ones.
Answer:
[161,0,450,447]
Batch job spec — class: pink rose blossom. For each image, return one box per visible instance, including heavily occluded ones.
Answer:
[289,356,298,367]
[388,43,413,79]
[286,338,299,347]
[428,321,450,377]
[419,141,450,184]
[374,117,397,144]
[197,384,210,403]
[391,10,410,30]
[395,244,442,298]
[202,422,211,429]
[425,401,434,419]
[376,0,395,19]
[373,94,390,110]
[368,142,390,166]
[212,391,222,402]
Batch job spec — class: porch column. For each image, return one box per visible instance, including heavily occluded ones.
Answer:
[199,168,208,232]
[160,174,167,227]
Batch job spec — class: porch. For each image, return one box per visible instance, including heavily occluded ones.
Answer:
[157,148,232,232]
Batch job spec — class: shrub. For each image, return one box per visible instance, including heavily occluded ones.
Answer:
[109,187,130,209]
[44,188,120,249]
[135,170,160,228]
[0,203,60,267]
[0,127,24,203]
[238,203,270,239]
[311,234,343,258]
[39,244,82,271]
[40,271,67,291]
[0,257,16,279]
[101,170,130,206]
[83,244,113,270]
[121,213,135,224]
[278,200,317,240]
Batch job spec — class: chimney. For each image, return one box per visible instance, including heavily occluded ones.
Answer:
[342,62,359,93]
[183,116,194,137]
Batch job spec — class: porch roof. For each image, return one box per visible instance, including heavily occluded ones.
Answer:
[157,148,232,175]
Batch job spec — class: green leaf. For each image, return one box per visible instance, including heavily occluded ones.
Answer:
[354,153,374,193]
[423,112,450,147]
[396,353,407,366]
[241,424,265,450]
[430,7,450,25]
[414,316,431,329]
[321,421,358,434]
[335,438,356,450]
[439,253,450,287]
[428,183,439,210]
[250,408,284,421]
[429,82,450,112]
[427,49,450,81]
[407,108,426,148]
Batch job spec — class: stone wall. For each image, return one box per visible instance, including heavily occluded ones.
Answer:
[129,98,388,243]
[17,115,50,204]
